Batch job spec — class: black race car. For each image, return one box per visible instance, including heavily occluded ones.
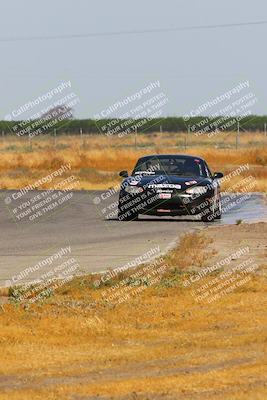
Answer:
[118,154,223,222]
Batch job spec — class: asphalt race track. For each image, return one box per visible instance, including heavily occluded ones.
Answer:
[0,190,266,286]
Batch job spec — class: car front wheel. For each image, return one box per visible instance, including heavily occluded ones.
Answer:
[214,199,222,220]
[201,198,216,222]
[118,207,138,221]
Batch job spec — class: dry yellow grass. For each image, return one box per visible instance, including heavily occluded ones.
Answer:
[1,278,266,400]
[0,225,266,399]
[0,133,266,191]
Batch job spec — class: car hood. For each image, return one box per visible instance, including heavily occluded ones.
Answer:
[123,174,212,190]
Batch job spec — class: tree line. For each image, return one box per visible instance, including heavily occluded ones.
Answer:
[0,116,267,135]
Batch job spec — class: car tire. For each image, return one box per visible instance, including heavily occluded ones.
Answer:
[201,209,215,222]
[201,199,216,222]
[118,208,138,221]
[214,199,222,220]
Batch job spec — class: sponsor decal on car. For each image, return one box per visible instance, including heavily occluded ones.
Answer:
[159,193,172,199]
[148,184,181,189]
[185,180,198,186]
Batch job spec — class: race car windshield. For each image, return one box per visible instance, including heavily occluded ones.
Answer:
[133,157,207,177]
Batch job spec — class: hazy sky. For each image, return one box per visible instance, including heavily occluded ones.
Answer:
[0,0,266,119]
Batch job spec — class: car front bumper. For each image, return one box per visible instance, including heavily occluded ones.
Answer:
[119,190,215,217]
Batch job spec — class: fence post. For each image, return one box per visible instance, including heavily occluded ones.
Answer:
[185,125,190,150]
[236,122,240,149]
[80,128,84,148]
[134,127,137,150]
[28,134,32,151]
[54,129,57,148]
[264,123,267,137]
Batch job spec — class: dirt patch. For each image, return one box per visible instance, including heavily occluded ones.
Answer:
[205,222,267,271]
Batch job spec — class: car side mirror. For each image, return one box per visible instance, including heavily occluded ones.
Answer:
[119,170,128,178]
[213,172,223,179]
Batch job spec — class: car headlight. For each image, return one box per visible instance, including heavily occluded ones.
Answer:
[124,185,144,194]
[185,186,208,195]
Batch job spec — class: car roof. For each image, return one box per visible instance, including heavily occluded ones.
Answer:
[137,154,206,161]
